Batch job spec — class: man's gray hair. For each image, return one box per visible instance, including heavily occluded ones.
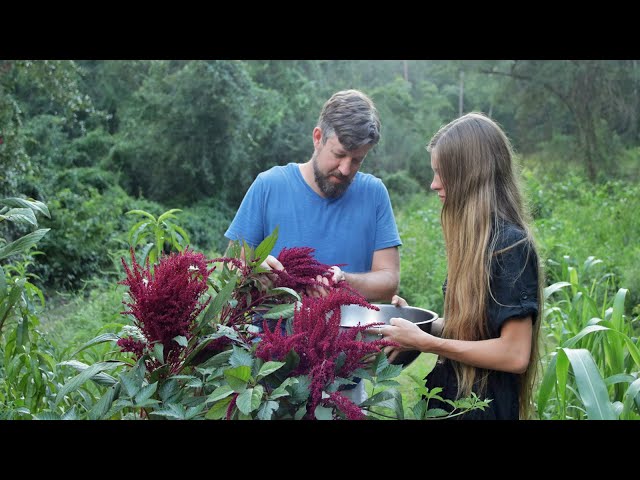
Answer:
[317,89,381,151]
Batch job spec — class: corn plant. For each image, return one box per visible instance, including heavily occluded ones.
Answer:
[537,255,640,419]
[0,196,52,417]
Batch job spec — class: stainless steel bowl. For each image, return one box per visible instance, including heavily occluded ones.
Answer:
[340,303,438,367]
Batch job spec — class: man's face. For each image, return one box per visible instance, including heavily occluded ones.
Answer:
[312,132,372,198]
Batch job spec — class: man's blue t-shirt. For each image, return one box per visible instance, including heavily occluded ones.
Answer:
[224,163,402,272]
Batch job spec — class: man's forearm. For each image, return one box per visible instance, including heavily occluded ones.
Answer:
[343,270,399,302]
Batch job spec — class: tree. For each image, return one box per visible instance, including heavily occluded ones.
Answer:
[486,60,632,180]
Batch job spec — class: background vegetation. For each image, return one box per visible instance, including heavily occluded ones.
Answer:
[1,60,638,419]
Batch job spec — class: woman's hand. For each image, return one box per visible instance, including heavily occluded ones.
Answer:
[380,316,437,363]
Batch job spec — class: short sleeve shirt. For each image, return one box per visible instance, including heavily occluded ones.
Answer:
[224,163,402,272]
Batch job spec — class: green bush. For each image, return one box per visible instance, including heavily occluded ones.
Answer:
[382,170,426,208]
[394,193,447,315]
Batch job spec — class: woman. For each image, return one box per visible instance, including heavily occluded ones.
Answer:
[382,112,543,420]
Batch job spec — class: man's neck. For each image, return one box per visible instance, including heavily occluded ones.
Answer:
[298,161,325,197]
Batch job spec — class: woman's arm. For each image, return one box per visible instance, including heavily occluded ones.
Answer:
[384,315,533,374]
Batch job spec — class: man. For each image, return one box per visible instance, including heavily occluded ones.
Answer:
[224,89,402,402]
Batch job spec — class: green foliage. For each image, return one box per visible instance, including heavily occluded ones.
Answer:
[125,208,190,266]
[173,199,234,255]
[393,193,447,314]
[107,60,284,207]
[0,196,50,332]
[32,167,132,291]
[382,170,426,207]
[538,256,640,419]
[525,170,640,306]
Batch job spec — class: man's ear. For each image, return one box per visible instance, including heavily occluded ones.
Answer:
[312,127,323,148]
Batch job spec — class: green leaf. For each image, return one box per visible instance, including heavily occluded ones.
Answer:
[235,389,253,415]
[257,400,279,420]
[0,197,50,218]
[134,382,158,404]
[200,274,237,327]
[256,361,286,380]
[224,365,252,392]
[610,288,627,332]
[555,350,569,418]
[119,361,147,398]
[71,333,120,357]
[61,406,78,420]
[366,388,403,418]
[412,399,427,420]
[159,379,181,403]
[15,316,28,348]
[561,348,616,420]
[157,209,182,223]
[34,412,62,420]
[253,226,278,265]
[207,384,235,402]
[126,209,157,221]
[152,343,164,364]
[1,208,37,226]
[536,353,557,417]
[267,287,301,301]
[236,386,263,415]
[562,325,609,348]
[170,224,190,246]
[229,346,254,368]
[294,404,307,420]
[544,281,572,300]
[197,349,233,369]
[56,362,120,405]
[185,404,205,420]
[424,408,451,418]
[0,265,6,299]
[0,278,25,331]
[0,229,50,261]
[153,404,187,420]
[88,384,122,420]
[186,378,203,389]
[375,363,403,382]
[269,382,292,400]
[604,373,638,386]
[289,375,311,403]
[314,405,334,420]
[139,243,154,265]
[129,220,152,246]
[261,303,295,320]
[58,360,120,387]
[621,378,640,419]
[206,397,233,419]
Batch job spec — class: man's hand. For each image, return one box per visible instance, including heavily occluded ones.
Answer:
[391,294,408,307]
[257,254,284,290]
[305,266,346,297]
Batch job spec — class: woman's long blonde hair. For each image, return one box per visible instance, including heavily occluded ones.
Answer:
[427,112,543,419]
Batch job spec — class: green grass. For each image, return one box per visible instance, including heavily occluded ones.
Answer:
[39,285,126,346]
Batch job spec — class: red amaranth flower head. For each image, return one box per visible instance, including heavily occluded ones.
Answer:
[119,247,214,363]
[255,289,394,418]
[274,247,341,293]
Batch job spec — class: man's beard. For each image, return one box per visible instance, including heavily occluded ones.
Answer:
[312,156,353,198]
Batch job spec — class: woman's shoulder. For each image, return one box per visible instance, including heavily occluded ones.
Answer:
[494,220,530,252]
